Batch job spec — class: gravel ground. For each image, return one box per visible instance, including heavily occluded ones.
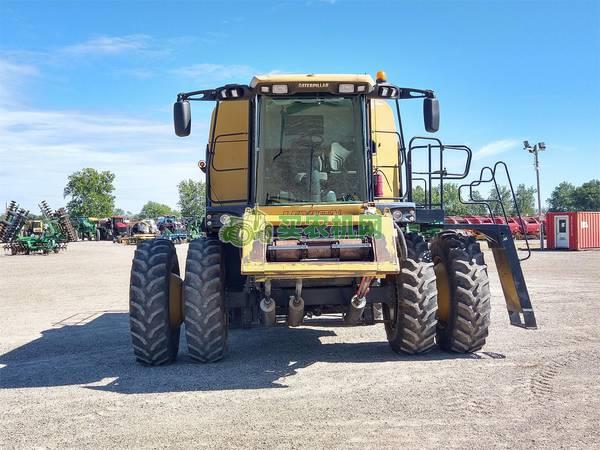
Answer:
[1,241,599,448]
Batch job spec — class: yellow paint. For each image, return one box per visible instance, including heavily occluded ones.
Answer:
[240,210,400,280]
[250,73,376,88]
[208,73,406,283]
[208,75,403,206]
[257,203,368,224]
[208,100,249,204]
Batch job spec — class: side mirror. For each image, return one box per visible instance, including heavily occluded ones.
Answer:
[423,97,439,133]
[174,100,191,137]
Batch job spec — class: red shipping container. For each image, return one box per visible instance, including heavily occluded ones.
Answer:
[546,211,600,250]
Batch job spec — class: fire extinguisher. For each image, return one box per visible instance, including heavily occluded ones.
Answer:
[374,171,384,198]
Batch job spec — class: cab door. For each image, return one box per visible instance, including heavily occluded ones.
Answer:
[208,100,249,205]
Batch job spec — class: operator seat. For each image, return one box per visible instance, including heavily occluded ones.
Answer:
[329,142,352,171]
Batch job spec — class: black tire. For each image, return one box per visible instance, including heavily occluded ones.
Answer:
[383,232,438,354]
[129,239,180,365]
[184,238,228,363]
[430,232,491,353]
[95,229,101,241]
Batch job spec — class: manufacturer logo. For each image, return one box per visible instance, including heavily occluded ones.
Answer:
[297,82,329,89]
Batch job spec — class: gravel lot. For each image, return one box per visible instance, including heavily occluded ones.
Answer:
[1,241,599,448]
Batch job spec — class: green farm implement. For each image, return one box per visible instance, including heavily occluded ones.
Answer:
[76,217,100,241]
[2,200,78,255]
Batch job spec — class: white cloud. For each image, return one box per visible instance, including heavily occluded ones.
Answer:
[473,139,520,160]
[0,59,39,105]
[62,34,151,55]
[0,106,208,212]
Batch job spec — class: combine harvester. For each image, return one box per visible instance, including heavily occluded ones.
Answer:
[127,71,537,365]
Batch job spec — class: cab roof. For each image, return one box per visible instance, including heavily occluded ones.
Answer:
[250,73,376,88]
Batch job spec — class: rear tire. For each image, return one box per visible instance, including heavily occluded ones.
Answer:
[184,238,228,362]
[383,232,438,354]
[430,232,491,353]
[129,239,180,365]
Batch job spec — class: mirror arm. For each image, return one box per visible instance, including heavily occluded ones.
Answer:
[178,89,218,102]
[369,85,437,100]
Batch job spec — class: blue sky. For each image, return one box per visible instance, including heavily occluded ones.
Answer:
[1,0,598,213]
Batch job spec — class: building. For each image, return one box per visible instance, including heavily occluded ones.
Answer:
[546,211,600,250]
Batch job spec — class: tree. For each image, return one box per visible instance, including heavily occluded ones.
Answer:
[547,180,600,212]
[64,168,115,217]
[441,182,487,216]
[139,201,177,219]
[514,184,537,216]
[488,185,513,216]
[548,182,576,212]
[572,179,600,211]
[411,182,486,216]
[177,179,206,218]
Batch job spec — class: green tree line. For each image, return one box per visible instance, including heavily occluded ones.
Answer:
[62,168,206,219]
[547,180,600,212]
[62,168,597,220]
[412,182,537,216]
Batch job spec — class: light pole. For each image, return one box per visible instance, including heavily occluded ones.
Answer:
[523,140,546,250]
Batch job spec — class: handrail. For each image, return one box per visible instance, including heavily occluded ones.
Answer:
[458,161,531,261]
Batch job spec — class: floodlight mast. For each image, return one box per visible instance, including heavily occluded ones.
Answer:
[523,141,546,250]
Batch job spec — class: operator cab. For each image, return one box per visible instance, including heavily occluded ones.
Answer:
[173,72,440,219]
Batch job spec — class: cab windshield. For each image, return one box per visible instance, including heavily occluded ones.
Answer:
[256,96,367,205]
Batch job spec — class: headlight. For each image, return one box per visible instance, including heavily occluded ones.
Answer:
[272,84,289,94]
[392,209,403,221]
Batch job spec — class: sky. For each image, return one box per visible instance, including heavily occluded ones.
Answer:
[0,0,599,213]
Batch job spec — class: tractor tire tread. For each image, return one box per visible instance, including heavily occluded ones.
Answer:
[386,232,438,355]
[184,238,228,363]
[431,232,491,353]
[129,239,179,365]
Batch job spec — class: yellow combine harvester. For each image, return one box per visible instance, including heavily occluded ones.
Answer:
[129,72,537,365]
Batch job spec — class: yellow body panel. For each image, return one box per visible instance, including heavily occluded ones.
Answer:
[208,100,249,204]
[371,99,401,199]
[256,204,367,224]
[240,209,400,281]
[206,75,404,281]
[206,78,403,206]
[250,73,375,88]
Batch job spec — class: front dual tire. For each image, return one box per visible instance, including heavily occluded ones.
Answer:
[183,238,228,363]
[384,231,491,355]
[129,238,229,365]
[383,233,438,354]
[129,239,180,365]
